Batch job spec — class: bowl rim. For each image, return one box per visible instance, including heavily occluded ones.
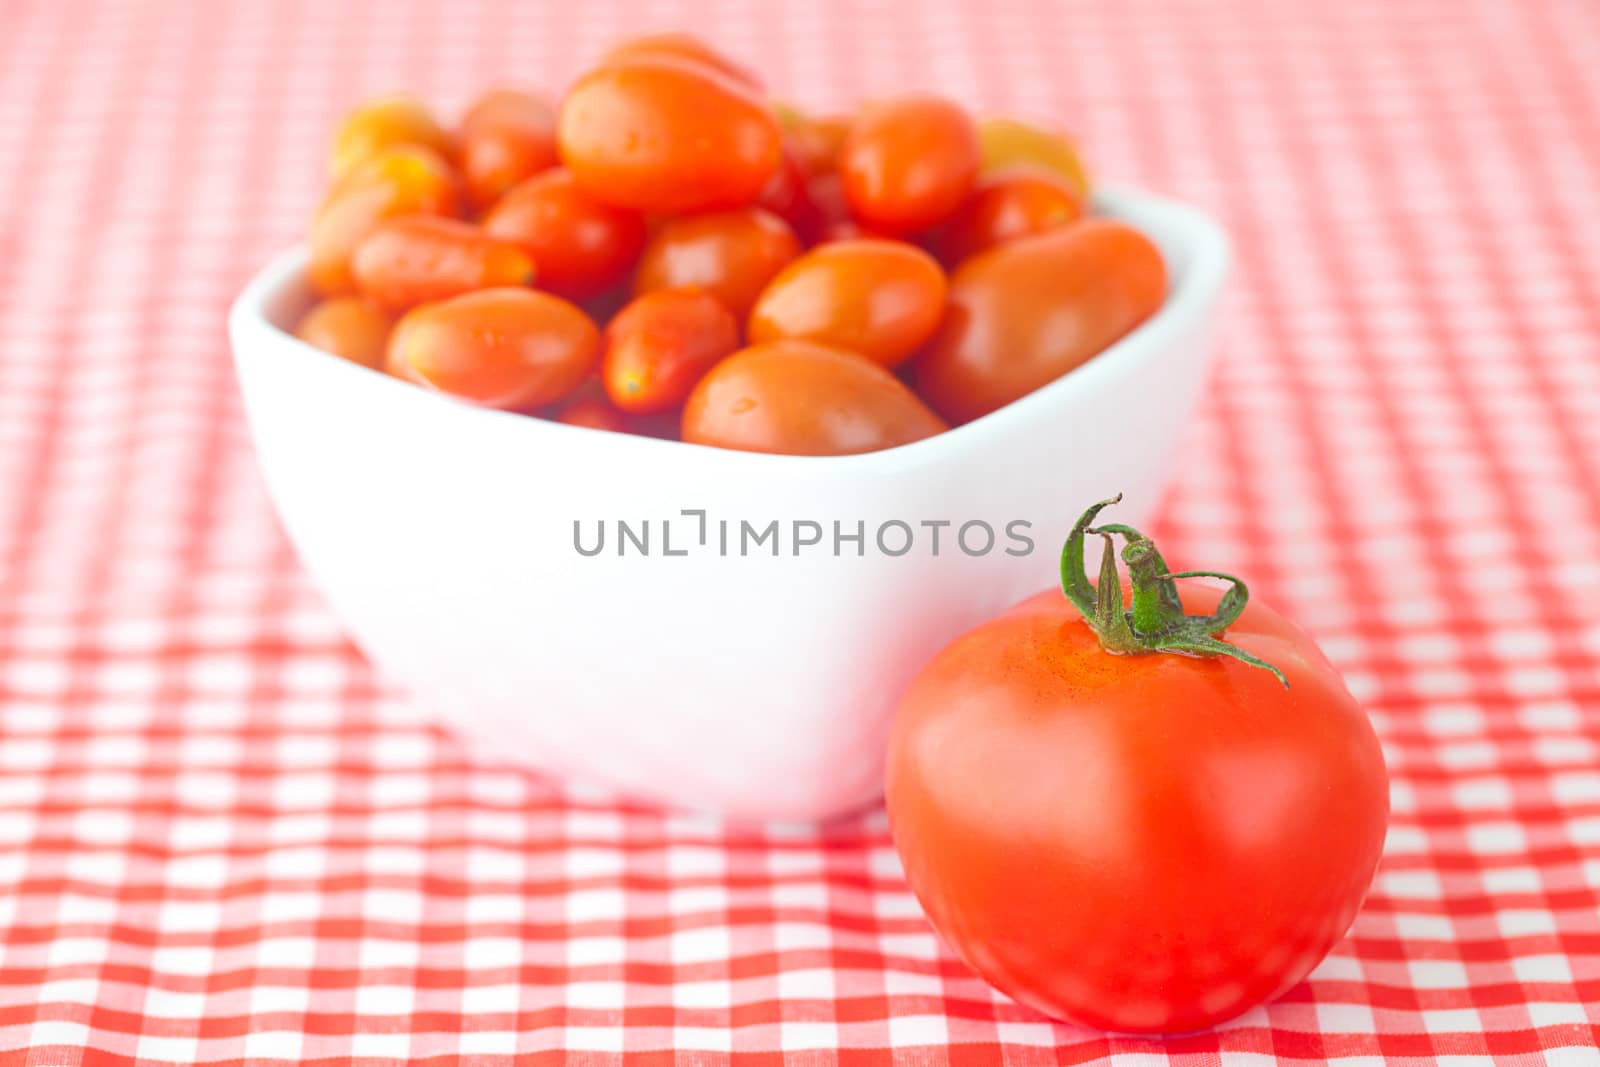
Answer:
[229,183,1230,474]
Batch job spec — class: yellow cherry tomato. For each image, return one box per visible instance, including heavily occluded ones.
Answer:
[977,116,1091,201]
[330,96,453,182]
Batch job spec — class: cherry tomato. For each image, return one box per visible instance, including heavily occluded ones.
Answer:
[633,208,800,319]
[557,57,782,214]
[556,396,630,432]
[747,239,946,370]
[458,89,558,211]
[387,288,599,410]
[682,340,946,455]
[934,169,1086,265]
[600,32,762,91]
[309,145,462,296]
[915,219,1166,423]
[293,297,394,370]
[483,168,647,301]
[603,289,740,414]
[329,96,452,182]
[351,217,534,310]
[887,498,1388,1033]
[839,95,979,235]
[978,116,1091,200]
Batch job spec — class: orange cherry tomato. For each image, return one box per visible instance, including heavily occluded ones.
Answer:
[483,168,647,301]
[934,169,1086,265]
[600,32,763,91]
[556,396,630,432]
[977,116,1091,201]
[309,145,461,296]
[387,288,599,410]
[557,57,783,214]
[746,239,946,370]
[603,288,740,414]
[682,340,946,456]
[916,219,1167,424]
[840,95,980,235]
[458,89,558,211]
[329,96,453,182]
[633,208,801,319]
[351,217,534,310]
[293,297,394,370]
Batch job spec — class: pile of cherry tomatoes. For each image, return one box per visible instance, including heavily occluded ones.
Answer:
[294,33,1167,456]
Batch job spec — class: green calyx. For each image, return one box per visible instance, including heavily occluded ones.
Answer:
[1059,495,1289,687]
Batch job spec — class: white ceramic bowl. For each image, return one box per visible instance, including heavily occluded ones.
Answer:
[229,185,1229,822]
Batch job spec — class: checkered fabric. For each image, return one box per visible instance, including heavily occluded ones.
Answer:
[2,0,1599,1061]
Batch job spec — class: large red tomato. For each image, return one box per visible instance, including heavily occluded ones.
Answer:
[886,497,1389,1034]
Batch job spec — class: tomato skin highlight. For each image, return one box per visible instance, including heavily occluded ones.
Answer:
[915,219,1167,424]
[458,89,559,211]
[557,57,783,214]
[934,168,1086,265]
[293,297,394,370]
[602,288,741,414]
[840,95,980,235]
[747,239,946,370]
[633,207,801,319]
[886,584,1389,1034]
[682,340,946,456]
[387,288,599,410]
[351,216,534,310]
[483,168,647,301]
[309,145,462,296]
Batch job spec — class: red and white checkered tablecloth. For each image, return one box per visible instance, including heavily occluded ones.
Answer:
[3,0,1600,1061]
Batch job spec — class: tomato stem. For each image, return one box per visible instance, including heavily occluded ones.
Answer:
[1059,496,1289,687]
